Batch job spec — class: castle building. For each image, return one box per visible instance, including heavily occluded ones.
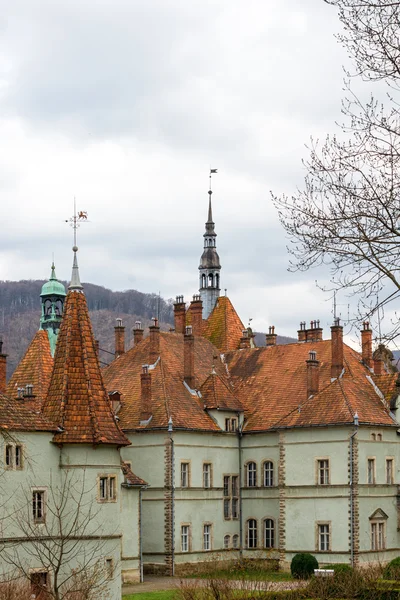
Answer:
[1,187,400,594]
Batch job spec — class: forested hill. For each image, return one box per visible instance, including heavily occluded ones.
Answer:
[0,280,295,380]
[0,280,175,378]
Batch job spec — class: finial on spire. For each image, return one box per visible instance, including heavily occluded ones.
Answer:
[66,201,88,292]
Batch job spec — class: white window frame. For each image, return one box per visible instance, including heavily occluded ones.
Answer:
[247,462,257,487]
[232,534,239,549]
[264,518,275,548]
[371,521,386,550]
[386,457,394,484]
[263,461,274,487]
[181,524,190,552]
[203,463,212,489]
[203,523,212,551]
[247,518,258,549]
[181,462,190,488]
[224,534,231,549]
[4,443,23,470]
[32,488,46,523]
[316,458,330,485]
[367,457,376,484]
[318,523,330,552]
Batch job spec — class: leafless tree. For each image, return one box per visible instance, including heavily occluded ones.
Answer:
[272,1,400,337]
[0,470,115,600]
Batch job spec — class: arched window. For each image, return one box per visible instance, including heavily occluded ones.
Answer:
[224,535,230,549]
[263,461,274,487]
[202,274,206,288]
[208,273,214,287]
[247,462,257,487]
[247,519,258,548]
[215,274,220,289]
[264,519,275,548]
[232,534,239,549]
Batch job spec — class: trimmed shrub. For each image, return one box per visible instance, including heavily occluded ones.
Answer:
[384,556,400,581]
[290,553,318,579]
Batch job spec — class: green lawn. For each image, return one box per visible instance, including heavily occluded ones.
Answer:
[123,591,176,600]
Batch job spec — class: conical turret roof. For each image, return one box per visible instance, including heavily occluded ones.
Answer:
[42,288,130,446]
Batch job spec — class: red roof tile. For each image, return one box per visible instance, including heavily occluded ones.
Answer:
[203,296,245,352]
[0,391,56,432]
[224,341,396,431]
[6,330,54,410]
[200,371,243,411]
[103,333,233,431]
[42,290,130,446]
[121,461,148,486]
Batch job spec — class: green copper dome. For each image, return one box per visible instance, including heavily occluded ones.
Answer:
[40,263,66,298]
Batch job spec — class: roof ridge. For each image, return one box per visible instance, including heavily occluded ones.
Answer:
[79,298,101,444]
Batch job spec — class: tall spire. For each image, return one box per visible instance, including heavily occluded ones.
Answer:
[69,246,83,291]
[199,169,221,319]
[40,261,66,356]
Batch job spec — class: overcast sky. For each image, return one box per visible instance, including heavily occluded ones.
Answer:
[0,0,384,348]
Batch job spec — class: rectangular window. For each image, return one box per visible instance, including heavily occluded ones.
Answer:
[247,519,258,548]
[105,558,114,580]
[181,525,189,552]
[367,458,376,484]
[371,521,386,550]
[223,476,230,497]
[31,572,48,597]
[203,524,212,550]
[225,418,238,432]
[223,475,239,520]
[15,445,22,468]
[203,463,212,489]
[386,458,394,484]
[98,475,117,502]
[181,462,189,488]
[32,490,45,523]
[317,459,330,485]
[318,524,330,551]
[5,445,13,468]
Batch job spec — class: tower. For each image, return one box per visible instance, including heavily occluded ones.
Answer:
[199,179,221,319]
[40,262,66,356]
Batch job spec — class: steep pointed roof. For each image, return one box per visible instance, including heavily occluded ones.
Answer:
[42,288,130,446]
[203,296,245,352]
[200,371,243,411]
[6,330,54,409]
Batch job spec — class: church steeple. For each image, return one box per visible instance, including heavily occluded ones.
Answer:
[199,171,221,319]
[40,262,66,356]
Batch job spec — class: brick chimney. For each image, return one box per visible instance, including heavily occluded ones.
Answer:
[361,321,373,368]
[140,365,152,422]
[266,326,277,347]
[149,318,160,364]
[306,350,320,397]
[133,320,144,346]
[190,295,203,336]
[298,321,306,342]
[114,318,125,358]
[0,339,7,394]
[174,296,186,335]
[331,318,344,379]
[239,329,251,349]
[305,320,323,342]
[374,354,384,375]
[184,325,195,389]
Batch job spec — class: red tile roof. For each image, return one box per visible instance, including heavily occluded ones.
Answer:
[6,330,54,410]
[200,371,243,411]
[224,341,397,431]
[103,332,235,431]
[121,461,148,487]
[42,290,130,446]
[0,391,56,432]
[203,296,245,352]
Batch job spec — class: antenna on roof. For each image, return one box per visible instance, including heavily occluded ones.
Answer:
[333,290,337,320]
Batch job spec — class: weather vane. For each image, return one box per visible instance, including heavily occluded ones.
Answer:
[209,168,218,193]
[65,199,88,248]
